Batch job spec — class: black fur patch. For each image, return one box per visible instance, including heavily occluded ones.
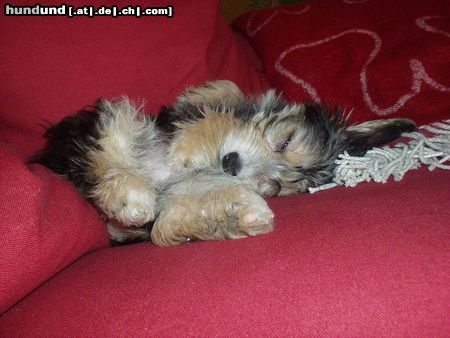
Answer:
[303,104,345,144]
[233,94,287,122]
[110,222,153,247]
[346,120,416,156]
[30,104,101,195]
[232,101,257,122]
[156,102,208,136]
[155,106,178,135]
[288,104,348,188]
[222,151,241,176]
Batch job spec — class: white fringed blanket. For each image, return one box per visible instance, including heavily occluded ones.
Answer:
[309,119,450,193]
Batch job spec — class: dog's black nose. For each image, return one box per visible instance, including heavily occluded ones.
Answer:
[222,152,241,176]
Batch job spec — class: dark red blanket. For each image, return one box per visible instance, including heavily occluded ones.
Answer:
[235,0,450,125]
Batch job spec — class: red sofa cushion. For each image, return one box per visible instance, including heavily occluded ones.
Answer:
[1,168,448,336]
[0,0,269,314]
[234,0,450,125]
[0,143,109,313]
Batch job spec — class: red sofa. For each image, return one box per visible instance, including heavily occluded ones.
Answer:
[1,0,449,336]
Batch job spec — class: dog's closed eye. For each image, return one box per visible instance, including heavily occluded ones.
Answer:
[273,132,294,153]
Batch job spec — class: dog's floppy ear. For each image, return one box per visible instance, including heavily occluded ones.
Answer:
[174,80,244,111]
[344,118,416,156]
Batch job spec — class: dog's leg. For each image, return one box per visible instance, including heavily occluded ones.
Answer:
[174,80,244,110]
[86,100,160,227]
[32,99,161,227]
[151,171,274,246]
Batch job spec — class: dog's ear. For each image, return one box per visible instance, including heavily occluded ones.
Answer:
[344,118,416,156]
[174,80,244,111]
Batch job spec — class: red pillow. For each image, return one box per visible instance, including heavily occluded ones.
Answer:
[0,0,269,314]
[0,142,110,313]
[234,0,450,125]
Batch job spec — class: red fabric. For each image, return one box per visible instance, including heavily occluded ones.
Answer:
[1,168,448,336]
[0,0,269,157]
[234,0,450,125]
[0,0,269,314]
[0,142,109,313]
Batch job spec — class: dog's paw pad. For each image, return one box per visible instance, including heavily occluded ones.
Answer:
[243,212,258,224]
[96,174,156,227]
[226,199,274,238]
[117,187,156,226]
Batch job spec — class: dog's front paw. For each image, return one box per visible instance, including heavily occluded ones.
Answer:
[219,187,275,240]
[93,173,156,226]
[151,184,274,246]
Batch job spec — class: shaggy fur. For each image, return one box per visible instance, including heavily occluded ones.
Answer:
[31,81,415,246]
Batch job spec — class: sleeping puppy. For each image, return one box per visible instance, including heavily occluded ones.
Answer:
[31,81,415,246]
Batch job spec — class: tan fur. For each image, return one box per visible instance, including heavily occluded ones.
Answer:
[85,99,158,226]
[168,107,241,169]
[94,87,413,245]
[48,82,413,245]
[175,80,244,110]
[89,169,156,226]
[347,118,412,133]
[282,132,320,170]
[151,171,274,246]
[263,118,317,168]
[168,97,322,198]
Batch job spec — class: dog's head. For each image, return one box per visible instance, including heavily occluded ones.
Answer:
[161,81,415,197]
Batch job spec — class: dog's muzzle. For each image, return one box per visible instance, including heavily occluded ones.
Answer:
[222,152,241,176]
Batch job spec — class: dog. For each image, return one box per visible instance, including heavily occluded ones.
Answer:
[31,80,415,246]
